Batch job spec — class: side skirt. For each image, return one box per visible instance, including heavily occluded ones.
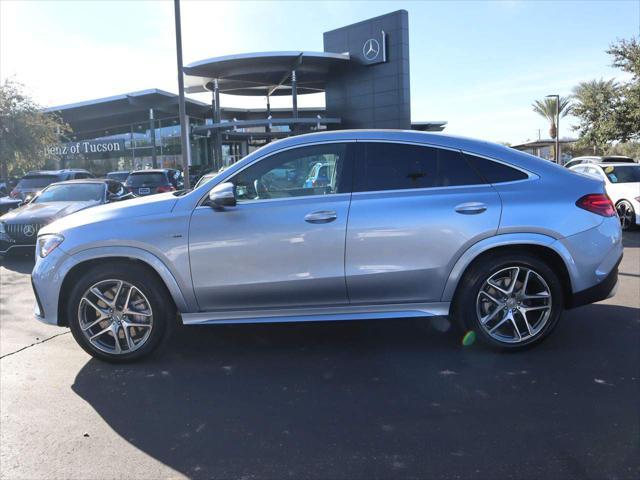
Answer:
[181,302,451,325]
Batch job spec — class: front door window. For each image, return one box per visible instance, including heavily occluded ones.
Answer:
[228,143,350,201]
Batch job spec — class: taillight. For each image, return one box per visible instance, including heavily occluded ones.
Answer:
[576,194,616,217]
[9,189,19,198]
[156,185,175,193]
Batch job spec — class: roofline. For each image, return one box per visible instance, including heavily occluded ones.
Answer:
[185,51,351,70]
[593,162,639,166]
[44,88,209,112]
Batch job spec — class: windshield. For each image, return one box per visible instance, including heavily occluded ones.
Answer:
[35,183,104,203]
[125,172,167,187]
[17,175,60,189]
[194,173,218,189]
[603,165,640,183]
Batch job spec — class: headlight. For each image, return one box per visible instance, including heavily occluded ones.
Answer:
[0,222,5,234]
[37,234,64,258]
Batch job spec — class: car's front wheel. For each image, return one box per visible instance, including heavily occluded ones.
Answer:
[452,252,564,349]
[68,263,174,362]
[616,200,636,231]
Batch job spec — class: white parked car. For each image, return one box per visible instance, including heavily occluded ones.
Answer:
[570,163,640,230]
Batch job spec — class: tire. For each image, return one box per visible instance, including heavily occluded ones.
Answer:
[67,262,175,363]
[451,252,564,350]
[616,200,637,231]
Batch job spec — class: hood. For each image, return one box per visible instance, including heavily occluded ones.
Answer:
[0,200,101,224]
[39,192,178,235]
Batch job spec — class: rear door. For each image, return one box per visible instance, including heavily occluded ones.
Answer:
[345,142,502,304]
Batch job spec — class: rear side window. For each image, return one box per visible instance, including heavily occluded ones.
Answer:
[17,175,60,189]
[356,143,483,192]
[464,154,529,183]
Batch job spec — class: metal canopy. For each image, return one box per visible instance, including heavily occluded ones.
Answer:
[184,51,351,96]
[45,89,210,134]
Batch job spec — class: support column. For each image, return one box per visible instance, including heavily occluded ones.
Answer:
[291,70,298,133]
[149,108,157,168]
[266,94,271,133]
[212,78,223,169]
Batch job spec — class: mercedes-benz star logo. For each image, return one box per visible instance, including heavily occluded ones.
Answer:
[23,225,35,237]
[362,38,380,61]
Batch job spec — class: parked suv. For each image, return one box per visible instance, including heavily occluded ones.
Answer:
[32,131,622,362]
[124,169,182,196]
[10,169,94,201]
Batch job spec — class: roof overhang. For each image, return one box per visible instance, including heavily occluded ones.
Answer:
[184,51,351,96]
[45,89,210,135]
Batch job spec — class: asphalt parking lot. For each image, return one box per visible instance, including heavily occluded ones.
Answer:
[1,233,638,480]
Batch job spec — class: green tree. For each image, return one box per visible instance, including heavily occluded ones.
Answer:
[606,141,640,160]
[531,96,572,140]
[0,79,70,178]
[606,37,640,142]
[607,37,640,77]
[571,79,620,154]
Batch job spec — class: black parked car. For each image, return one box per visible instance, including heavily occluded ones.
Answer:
[10,169,94,202]
[0,177,18,197]
[124,169,182,196]
[0,179,131,255]
[106,170,131,183]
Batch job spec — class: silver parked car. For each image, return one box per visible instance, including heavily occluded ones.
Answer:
[31,131,623,362]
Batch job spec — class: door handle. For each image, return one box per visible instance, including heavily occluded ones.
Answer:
[455,202,487,215]
[304,210,337,223]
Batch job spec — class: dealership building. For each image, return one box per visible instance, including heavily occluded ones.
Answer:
[45,10,446,175]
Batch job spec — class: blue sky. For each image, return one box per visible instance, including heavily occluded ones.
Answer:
[1,0,638,143]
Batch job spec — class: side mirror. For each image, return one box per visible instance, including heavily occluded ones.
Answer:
[208,182,236,208]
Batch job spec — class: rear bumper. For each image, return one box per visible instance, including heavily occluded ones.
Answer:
[567,255,621,309]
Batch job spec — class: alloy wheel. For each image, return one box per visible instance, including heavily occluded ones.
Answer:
[475,266,553,344]
[616,201,634,230]
[78,279,153,355]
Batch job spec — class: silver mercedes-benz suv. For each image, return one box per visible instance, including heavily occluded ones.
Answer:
[31,131,623,362]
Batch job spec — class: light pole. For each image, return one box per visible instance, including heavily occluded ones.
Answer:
[546,94,560,164]
[173,0,191,189]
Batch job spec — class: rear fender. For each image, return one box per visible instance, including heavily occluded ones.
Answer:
[441,233,577,301]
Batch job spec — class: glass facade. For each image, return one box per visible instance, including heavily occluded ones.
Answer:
[55,116,212,176]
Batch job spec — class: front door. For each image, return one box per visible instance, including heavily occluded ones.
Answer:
[189,142,354,311]
[345,142,502,304]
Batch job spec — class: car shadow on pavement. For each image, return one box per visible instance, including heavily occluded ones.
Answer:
[72,303,639,480]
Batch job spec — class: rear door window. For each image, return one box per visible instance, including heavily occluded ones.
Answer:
[356,143,483,192]
[463,154,529,183]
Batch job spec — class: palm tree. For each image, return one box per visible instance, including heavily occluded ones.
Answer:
[532,96,572,139]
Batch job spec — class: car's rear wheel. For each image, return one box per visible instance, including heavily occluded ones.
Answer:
[452,252,564,349]
[68,263,174,362]
[616,200,636,231]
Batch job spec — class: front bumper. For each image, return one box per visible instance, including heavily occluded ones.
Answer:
[0,238,36,254]
[31,246,69,326]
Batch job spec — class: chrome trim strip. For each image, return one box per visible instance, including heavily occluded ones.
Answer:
[181,302,450,325]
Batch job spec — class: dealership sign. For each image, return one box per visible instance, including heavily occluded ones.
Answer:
[361,30,387,65]
[46,139,125,156]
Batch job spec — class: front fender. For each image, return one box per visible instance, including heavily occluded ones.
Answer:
[58,246,196,313]
[440,233,577,302]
